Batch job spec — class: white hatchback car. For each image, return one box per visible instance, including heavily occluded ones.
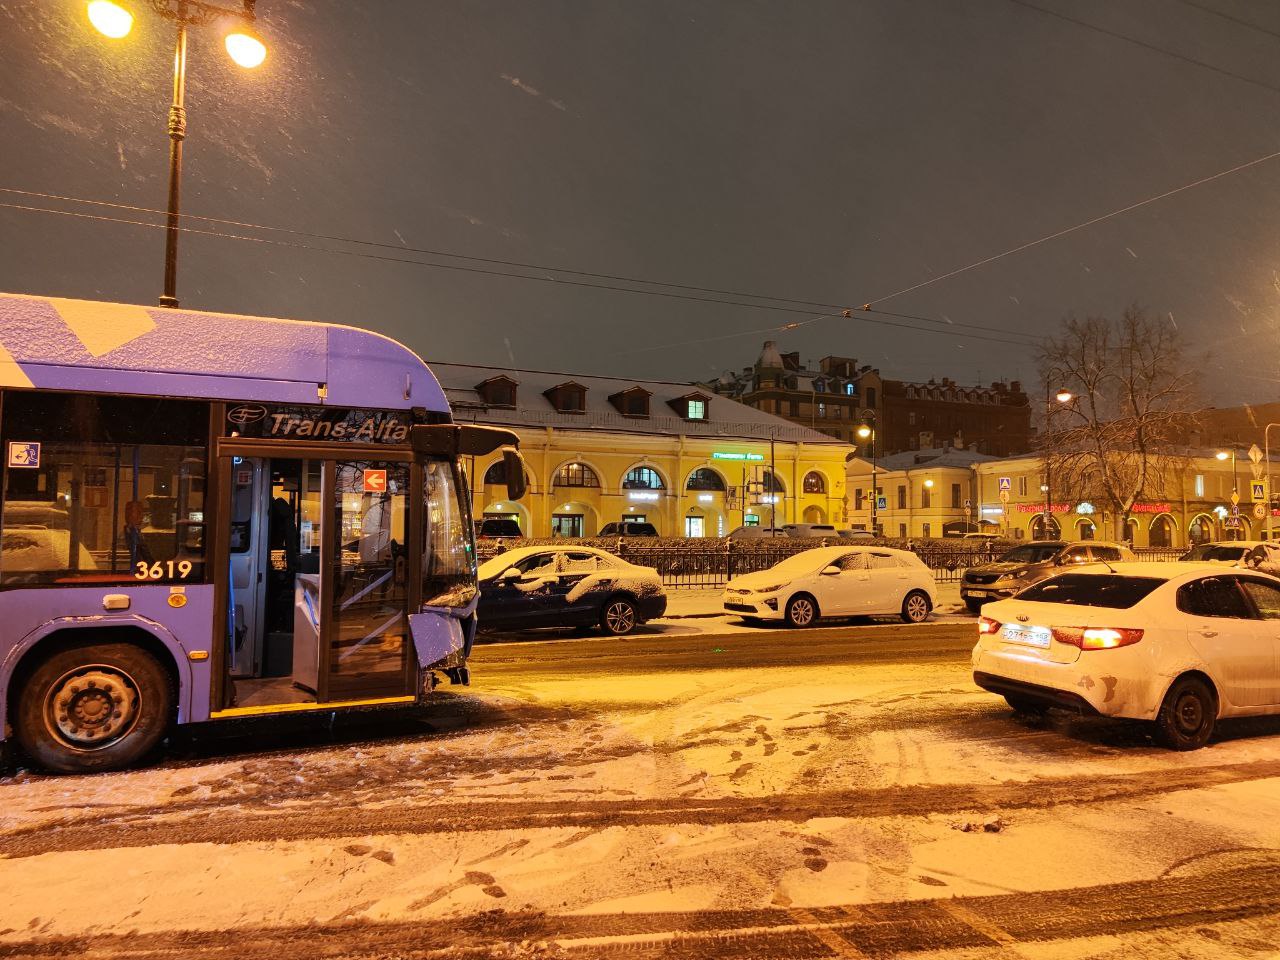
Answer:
[723,546,937,626]
[972,562,1280,749]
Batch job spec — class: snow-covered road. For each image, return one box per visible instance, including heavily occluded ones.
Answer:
[1,622,1279,958]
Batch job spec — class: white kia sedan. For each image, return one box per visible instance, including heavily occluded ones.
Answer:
[723,546,937,626]
[972,562,1280,749]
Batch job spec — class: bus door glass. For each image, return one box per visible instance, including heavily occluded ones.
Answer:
[222,454,325,709]
[326,461,412,700]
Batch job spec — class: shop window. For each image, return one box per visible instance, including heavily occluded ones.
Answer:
[803,471,825,494]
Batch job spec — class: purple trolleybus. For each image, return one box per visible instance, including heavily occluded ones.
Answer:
[0,293,526,772]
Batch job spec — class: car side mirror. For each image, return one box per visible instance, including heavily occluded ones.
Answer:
[1054,555,1066,566]
[821,565,841,576]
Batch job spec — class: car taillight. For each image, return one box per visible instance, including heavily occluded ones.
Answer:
[978,616,1002,635]
[1052,626,1143,650]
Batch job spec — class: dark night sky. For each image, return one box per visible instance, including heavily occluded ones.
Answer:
[3,1,1280,401]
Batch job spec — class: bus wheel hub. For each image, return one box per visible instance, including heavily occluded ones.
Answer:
[49,668,139,747]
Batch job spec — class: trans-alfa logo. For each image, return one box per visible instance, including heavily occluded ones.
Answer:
[227,404,269,425]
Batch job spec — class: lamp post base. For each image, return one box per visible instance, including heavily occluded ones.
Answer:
[157,295,180,308]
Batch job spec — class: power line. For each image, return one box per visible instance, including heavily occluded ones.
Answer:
[1006,0,1280,97]
[0,198,1041,348]
[0,186,1036,343]
[1171,0,1280,43]
[865,147,1280,308]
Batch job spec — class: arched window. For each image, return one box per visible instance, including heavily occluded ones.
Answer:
[483,460,508,485]
[553,462,599,488]
[802,471,826,494]
[1189,514,1214,544]
[1077,518,1096,540]
[1149,514,1175,548]
[686,468,726,492]
[762,469,785,493]
[623,466,665,490]
[1030,515,1061,539]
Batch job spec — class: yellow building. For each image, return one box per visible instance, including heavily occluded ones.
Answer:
[432,363,853,536]
[845,447,995,538]
[848,448,1265,547]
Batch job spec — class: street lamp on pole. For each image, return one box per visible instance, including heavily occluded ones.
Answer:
[1043,387,1072,538]
[1217,447,1239,539]
[857,420,877,536]
[87,1,268,309]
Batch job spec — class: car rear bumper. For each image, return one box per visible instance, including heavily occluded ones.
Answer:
[639,594,667,621]
[973,671,1101,715]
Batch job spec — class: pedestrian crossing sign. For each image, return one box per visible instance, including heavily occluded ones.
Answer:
[998,477,1011,491]
[1252,480,1267,503]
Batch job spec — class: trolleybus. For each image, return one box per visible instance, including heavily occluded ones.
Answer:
[0,293,525,772]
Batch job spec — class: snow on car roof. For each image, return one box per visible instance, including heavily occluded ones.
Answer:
[1052,561,1268,581]
[478,544,618,576]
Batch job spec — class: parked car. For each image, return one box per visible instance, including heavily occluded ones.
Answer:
[837,529,876,540]
[598,521,659,537]
[1179,540,1261,562]
[723,545,936,627]
[960,540,1136,612]
[972,563,1280,749]
[781,523,840,539]
[477,546,667,635]
[728,525,786,539]
[475,517,523,540]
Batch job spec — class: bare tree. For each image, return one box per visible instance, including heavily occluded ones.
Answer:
[1039,306,1199,542]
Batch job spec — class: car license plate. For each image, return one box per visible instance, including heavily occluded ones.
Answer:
[1001,624,1051,648]
[963,588,988,597]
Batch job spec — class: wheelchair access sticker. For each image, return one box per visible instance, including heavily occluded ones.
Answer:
[7,442,39,468]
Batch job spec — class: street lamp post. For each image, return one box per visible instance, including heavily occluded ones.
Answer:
[87,1,268,309]
[1216,447,1239,539]
[857,419,877,536]
[1043,386,1072,538]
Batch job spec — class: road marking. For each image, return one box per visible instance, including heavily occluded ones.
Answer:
[939,899,1028,953]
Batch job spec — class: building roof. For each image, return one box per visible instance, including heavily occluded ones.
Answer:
[850,446,1000,472]
[431,360,848,445]
[0,292,446,411]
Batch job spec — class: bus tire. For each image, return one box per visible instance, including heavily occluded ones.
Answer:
[14,642,174,774]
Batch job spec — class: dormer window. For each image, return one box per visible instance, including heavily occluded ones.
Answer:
[609,386,651,418]
[544,381,587,414]
[476,376,518,408]
[668,391,710,421]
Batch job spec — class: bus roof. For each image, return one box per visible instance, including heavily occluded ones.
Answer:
[0,293,448,412]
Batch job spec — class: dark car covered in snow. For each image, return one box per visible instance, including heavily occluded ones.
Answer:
[476,546,667,636]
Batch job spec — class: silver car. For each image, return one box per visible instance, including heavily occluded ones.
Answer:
[960,540,1136,612]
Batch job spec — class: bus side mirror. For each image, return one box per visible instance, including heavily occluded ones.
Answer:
[502,447,527,501]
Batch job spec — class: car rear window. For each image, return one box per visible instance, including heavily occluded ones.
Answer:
[1016,573,1165,608]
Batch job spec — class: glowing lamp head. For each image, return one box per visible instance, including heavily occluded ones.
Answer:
[923,479,934,488]
[856,425,872,439]
[1054,390,1073,404]
[225,30,267,68]
[88,1,133,38]
[1216,451,1230,461]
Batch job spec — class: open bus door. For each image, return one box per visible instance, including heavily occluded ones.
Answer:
[212,445,418,714]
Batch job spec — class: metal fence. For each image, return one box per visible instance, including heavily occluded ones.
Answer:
[477,537,1191,589]
[478,537,1026,588]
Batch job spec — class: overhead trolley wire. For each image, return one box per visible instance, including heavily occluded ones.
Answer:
[0,186,1037,343]
[0,196,1040,348]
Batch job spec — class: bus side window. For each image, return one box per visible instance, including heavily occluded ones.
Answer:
[0,392,210,585]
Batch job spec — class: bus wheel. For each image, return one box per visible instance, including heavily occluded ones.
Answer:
[15,642,173,774]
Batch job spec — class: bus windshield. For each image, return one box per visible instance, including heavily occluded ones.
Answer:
[423,458,477,607]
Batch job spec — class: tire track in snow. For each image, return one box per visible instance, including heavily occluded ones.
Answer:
[2,855,1278,958]
[4,758,1279,859]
